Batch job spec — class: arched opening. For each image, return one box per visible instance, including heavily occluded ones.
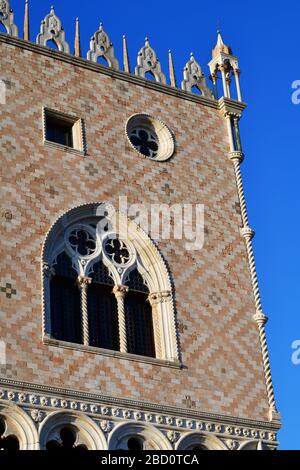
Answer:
[97,56,109,67]
[46,426,88,451]
[88,260,119,351]
[109,422,172,450]
[50,252,81,344]
[0,417,20,451]
[145,71,156,81]
[43,203,178,362]
[125,269,155,358]
[191,85,202,95]
[0,22,7,34]
[127,437,144,451]
[46,39,59,50]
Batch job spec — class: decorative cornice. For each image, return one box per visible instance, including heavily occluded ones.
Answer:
[0,34,219,109]
[0,378,281,433]
[219,97,247,117]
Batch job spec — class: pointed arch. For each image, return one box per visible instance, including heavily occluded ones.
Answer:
[0,404,39,450]
[42,202,179,362]
[176,432,227,451]
[108,422,172,450]
[39,411,107,450]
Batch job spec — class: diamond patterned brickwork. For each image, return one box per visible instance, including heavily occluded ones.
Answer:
[0,40,270,422]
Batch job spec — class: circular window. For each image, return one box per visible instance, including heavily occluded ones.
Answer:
[126,114,175,161]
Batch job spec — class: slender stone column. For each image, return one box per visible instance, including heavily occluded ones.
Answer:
[77,276,92,346]
[113,285,129,353]
[233,68,242,102]
[148,293,163,359]
[219,65,228,98]
[225,72,232,98]
[210,72,218,100]
[228,147,280,423]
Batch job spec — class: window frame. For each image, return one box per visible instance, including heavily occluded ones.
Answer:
[42,203,180,368]
[43,107,86,154]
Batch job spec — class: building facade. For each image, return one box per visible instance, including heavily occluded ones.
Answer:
[0,1,281,450]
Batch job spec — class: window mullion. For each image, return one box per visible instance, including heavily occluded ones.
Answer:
[77,276,92,346]
[113,285,129,353]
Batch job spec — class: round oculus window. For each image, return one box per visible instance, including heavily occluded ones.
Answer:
[126,114,175,161]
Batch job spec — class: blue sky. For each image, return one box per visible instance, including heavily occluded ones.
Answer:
[8,0,300,449]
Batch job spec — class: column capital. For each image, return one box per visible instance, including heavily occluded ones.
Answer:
[240,226,255,240]
[113,285,129,298]
[77,276,92,288]
[43,263,55,279]
[269,408,281,424]
[233,68,241,76]
[148,291,172,306]
[228,150,244,162]
[253,311,268,326]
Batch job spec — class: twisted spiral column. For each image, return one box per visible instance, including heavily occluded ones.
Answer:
[253,312,277,411]
[227,132,280,422]
[77,276,91,346]
[113,285,129,353]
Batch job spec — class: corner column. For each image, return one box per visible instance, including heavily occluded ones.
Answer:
[225,117,280,423]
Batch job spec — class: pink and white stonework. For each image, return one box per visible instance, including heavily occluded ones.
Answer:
[0,1,280,450]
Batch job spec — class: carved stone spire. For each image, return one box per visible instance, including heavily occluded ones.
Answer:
[23,0,29,41]
[87,23,119,70]
[212,30,232,58]
[74,17,81,58]
[36,6,70,53]
[168,49,177,88]
[123,35,130,73]
[135,37,166,84]
[0,0,18,37]
[208,31,242,101]
[181,53,212,98]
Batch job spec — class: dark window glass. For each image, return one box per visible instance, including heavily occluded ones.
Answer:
[125,270,155,358]
[0,419,19,450]
[127,437,143,451]
[87,261,119,350]
[46,114,74,147]
[46,427,88,451]
[50,252,81,344]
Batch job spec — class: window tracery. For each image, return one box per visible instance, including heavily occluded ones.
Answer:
[42,204,179,362]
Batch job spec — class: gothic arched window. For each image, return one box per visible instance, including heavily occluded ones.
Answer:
[42,203,179,362]
[46,427,88,451]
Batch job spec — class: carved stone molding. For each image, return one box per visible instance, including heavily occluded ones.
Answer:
[36,7,70,53]
[0,382,279,449]
[135,38,166,84]
[0,0,18,37]
[181,53,212,98]
[87,23,119,70]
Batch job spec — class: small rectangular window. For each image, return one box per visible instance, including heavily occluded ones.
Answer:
[43,108,85,153]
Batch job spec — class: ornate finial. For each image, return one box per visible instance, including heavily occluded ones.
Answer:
[23,0,29,41]
[135,38,166,84]
[181,54,213,98]
[123,35,130,73]
[87,23,119,70]
[168,49,177,88]
[0,0,18,37]
[36,7,70,53]
[74,17,81,57]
